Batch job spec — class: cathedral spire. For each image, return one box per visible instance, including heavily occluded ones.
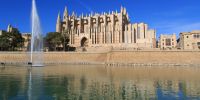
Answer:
[56,12,61,33]
[63,6,68,19]
[121,5,123,13]
[72,11,75,17]
[57,12,61,23]
[7,24,12,32]
[124,7,127,14]
[81,13,84,18]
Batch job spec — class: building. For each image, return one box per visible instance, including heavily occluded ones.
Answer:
[7,24,18,32]
[179,30,200,50]
[0,24,18,35]
[22,33,31,51]
[148,29,157,48]
[1,24,31,51]
[0,24,19,35]
[0,30,2,35]
[56,6,156,49]
[0,30,6,35]
[159,34,177,49]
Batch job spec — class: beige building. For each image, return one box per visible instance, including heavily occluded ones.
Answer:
[179,30,200,50]
[56,6,156,49]
[22,33,31,51]
[0,24,18,34]
[0,30,5,35]
[159,34,177,49]
[0,24,15,35]
[7,24,18,32]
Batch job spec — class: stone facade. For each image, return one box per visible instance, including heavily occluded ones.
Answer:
[179,30,200,50]
[56,6,156,48]
[0,24,15,35]
[159,34,177,49]
[0,24,31,51]
[0,51,200,65]
[0,30,5,35]
[7,24,17,32]
[22,33,31,51]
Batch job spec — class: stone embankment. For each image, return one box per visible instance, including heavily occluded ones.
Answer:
[0,50,200,66]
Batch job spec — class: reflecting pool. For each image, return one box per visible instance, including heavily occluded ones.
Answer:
[0,65,200,100]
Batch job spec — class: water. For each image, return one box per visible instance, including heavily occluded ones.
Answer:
[30,0,43,66]
[0,65,200,100]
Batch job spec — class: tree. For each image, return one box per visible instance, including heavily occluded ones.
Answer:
[62,30,70,51]
[9,29,24,51]
[44,32,69,51]
[0,33,10,51]
[0,30,24,51]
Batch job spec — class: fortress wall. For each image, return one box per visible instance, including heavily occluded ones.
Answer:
[109,51,200,65]
[0,51,200,65]
[0,52,108,64]
[0,52,29,63]
[43,52,107,64]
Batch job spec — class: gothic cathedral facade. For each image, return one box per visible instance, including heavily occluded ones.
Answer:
[56,6,156,48]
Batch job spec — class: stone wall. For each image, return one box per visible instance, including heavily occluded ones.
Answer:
[109,50,200,65]
[0,50,200,65]
[0,52,108,65]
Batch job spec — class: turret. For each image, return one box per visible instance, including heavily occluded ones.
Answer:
[81,13,84,18]
[72,11,75,17]
[7,24,12,32]
[63,7,70,32]
[120,6,123,13]
[124,7,127,14]
[126,13,130,22]
[63,6,68,20]
[56,12,61,33]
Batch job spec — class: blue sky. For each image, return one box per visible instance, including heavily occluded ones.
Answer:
[0,0,200,38]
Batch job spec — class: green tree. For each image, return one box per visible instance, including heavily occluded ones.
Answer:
[0,33,10,51]
[0,30,24,51]
[44,32,69,51]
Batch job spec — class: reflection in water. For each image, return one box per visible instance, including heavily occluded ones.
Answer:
[28,68,32,100]
[0,76,21,100]
[0,65,200,100]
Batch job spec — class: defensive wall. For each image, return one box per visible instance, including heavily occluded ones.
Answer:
[0,50,200,66]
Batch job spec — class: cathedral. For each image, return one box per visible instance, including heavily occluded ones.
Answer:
[56,6,156,49]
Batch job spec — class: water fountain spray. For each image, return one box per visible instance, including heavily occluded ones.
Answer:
[30,0,44,66]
